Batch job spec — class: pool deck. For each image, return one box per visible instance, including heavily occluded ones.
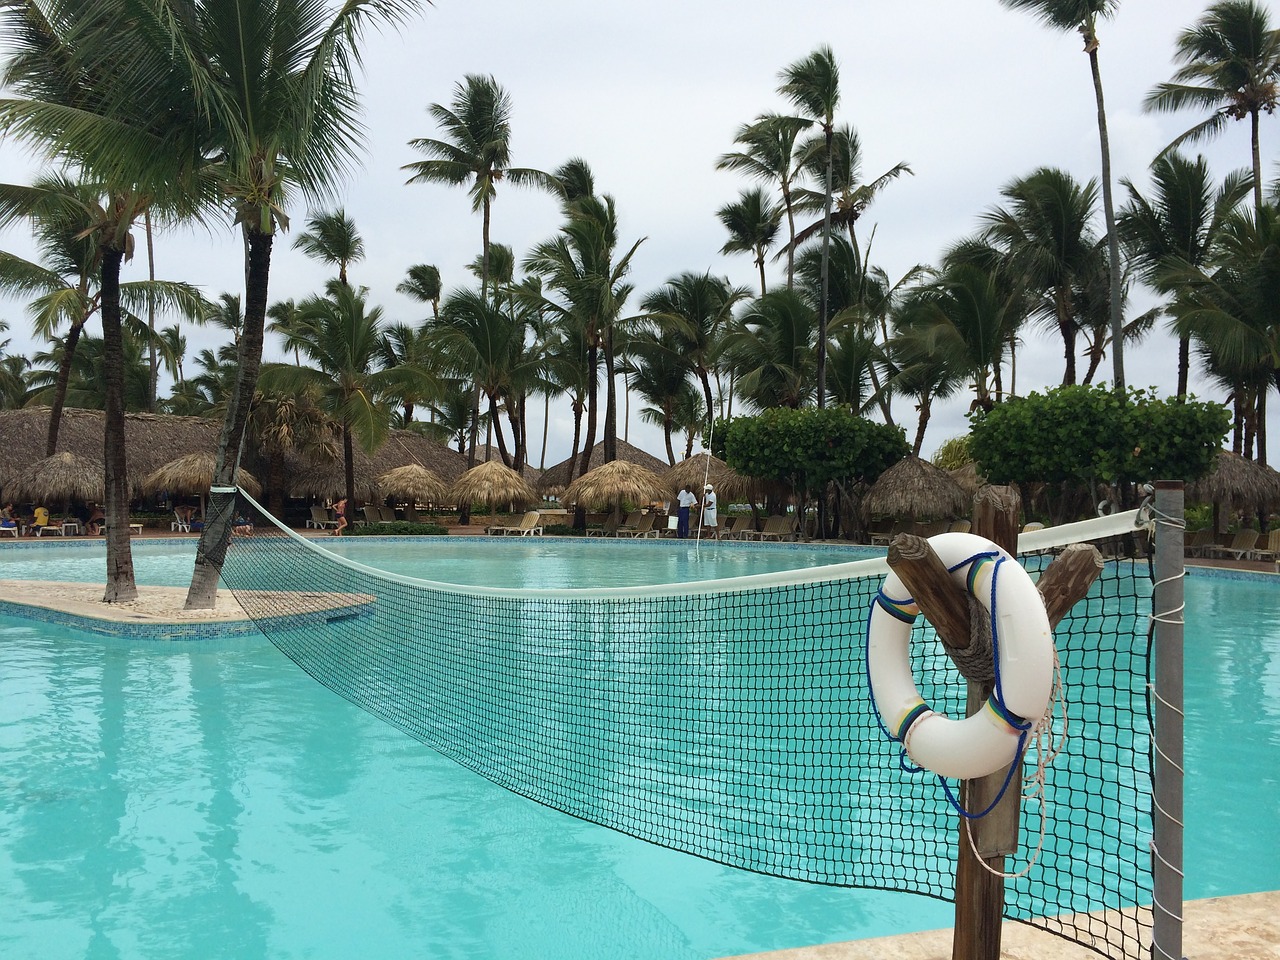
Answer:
[717,890,1280,960]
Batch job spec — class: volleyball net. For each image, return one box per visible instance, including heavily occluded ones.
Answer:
[219,490,1172,960]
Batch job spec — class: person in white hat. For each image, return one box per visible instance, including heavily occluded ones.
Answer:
[700,483,718,530]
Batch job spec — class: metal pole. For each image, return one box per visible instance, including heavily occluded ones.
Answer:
[1151,481,1184,960]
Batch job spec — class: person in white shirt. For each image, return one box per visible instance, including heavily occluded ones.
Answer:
[700,483,718,531]
[676,484,697,538]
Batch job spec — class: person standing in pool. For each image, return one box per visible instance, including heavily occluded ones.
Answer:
[676,484,697,538]
[700,483,717,532]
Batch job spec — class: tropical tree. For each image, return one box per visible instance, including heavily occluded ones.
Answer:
[264,283,419,511]
[721,289,817,410]
[404,73,559,464]
[640,271,748,424]
[398,263,443,319]
[778,45,840,406]
[999,0,1127,392]
[524,192,644,476]
[293,208,364,285]
[379,321,439,426]
[626,331,696,464]
[1119,152,1253,395]
[1145,0,1280,212]
[983,167,1104,386]
[716,113,810,287]
[716,187,781,296]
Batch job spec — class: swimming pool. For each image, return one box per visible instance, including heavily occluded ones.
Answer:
[0,535,875,590]
[1,543,1277,959]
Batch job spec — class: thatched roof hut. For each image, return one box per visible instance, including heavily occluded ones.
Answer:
[663,453,757,504]
[862,455,969,520]
[948,461,988,499]
[2,451,105,504]
[537,440,668,494]
[1188,450,1280,511]
[448,459,538,508]
[0,407,221,498]
[376,464,448,504]
[285,430,468,500]
[563,459,668,509]
[476,444,543,484]
[140,452,262,498]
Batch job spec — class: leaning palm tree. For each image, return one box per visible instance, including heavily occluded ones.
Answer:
[398,263,443,319]
[1145,0,1280,213]
[999,0,1126,392]
[716,187,782,297]
[716,113,810,288]
[1118,152,1253,395]
[293,208,365,286]
[778,45,840,407]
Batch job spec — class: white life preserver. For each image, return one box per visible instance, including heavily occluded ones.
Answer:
[866,532,1054,781]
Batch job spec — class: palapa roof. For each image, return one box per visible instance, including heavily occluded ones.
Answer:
[140,452,262,498]
[448,459,538,508]
[662,453,758,504]
[376,464,448,504]
[477,444,543,484]
[562,459,668,509]
[862,454,969,520]
[537,440,668,494]
[1188,450,1280,510]
[0,407,221,498]
[3,451,105,504]
[948,461,988,499]
[286,430,468,500]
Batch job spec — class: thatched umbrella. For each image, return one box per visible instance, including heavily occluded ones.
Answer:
[538,439,668,495]
[862,454,969,520]
[663,453,755,504]
[376,463,448,504]
[3,451,105,505]
[563,459,668,510]
[448,459,538,509]
[1188,450,1280,511]
[141,452,262,499]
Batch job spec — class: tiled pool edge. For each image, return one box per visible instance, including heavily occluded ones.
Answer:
[0,596,267,640]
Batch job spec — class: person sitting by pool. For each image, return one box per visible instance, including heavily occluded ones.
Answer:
[28,505,51,536]
[232,514,253,536]
[0,502,17,533]
[85,503,104,536]
[332,498,348,536]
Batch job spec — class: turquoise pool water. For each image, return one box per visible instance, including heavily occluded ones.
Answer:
[1,541,1277,959]
[0,536,874,589]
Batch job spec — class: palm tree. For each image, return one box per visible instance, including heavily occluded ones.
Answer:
[1145,0,1280,213]
[261,283,417,511]
[640,271,748,424]
[379,321,440,426]
[778,46,840,406]
[626,331,696,464]
[398,264,443,319]
[1118,152,1252,395]
[524,192,644,476]
[983,167,1104,386]
[721,290,817,410]
[716,113,810,288]
[716,187,782,296]
[404,73,560,464]
[293,208,365,286]
[1000,0,1127,392]
[267,298,306,365]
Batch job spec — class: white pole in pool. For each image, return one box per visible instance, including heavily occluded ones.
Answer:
[1151,480,1184,960]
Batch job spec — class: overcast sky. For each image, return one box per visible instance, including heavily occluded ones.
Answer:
[1,0,1274,467]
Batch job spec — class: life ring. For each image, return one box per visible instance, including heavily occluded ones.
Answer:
[866,532,1054,780]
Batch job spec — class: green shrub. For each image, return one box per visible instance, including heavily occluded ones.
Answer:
[347,521,448,536]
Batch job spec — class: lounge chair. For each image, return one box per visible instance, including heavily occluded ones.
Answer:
[751,515,797,542]
[868,518,897,546]
[718,515,752,540]
[308,505,341,531]
[1251,529,1280,562]
[585,514,620,537]
[1184,528,1215,558]
[379,506,399,523]
[1208,529,1262,560]
[616,512,659,538]
[948,519,971,534]
[488,511,543,536]
[171,509,192,533]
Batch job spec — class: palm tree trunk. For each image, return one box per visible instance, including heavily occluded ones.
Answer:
[100,245,137,603]
[1251,109,1264,213]
[816,126,834,409]
[540,392,551,469]
[757,252,767,297]
[185,228,273,610]
[1177,336,1190,399]
[1088,45,1125,392]
[663,418,675,465]
[782,181,797,290]
[604,325,617,462]
[343,423,355,516]
[490,395,512,466]
[145,210,158,411]
[45,317,87,456]
[913,392,932,456]
[579,342,599,480]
